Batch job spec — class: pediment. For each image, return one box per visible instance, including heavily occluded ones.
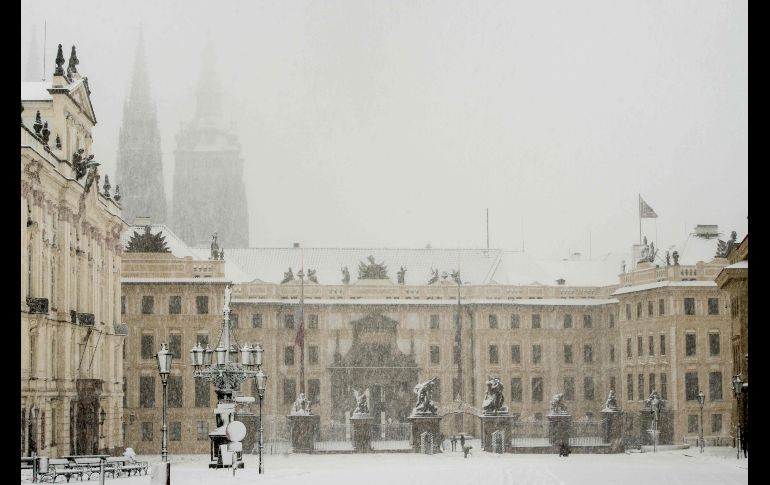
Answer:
[64,79,97,124]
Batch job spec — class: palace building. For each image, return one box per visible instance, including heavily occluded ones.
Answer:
[119,221,738,454]
[21,45,128,457]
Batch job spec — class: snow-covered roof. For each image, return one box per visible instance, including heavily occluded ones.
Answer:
[231,297,618,306]
[612,280,717,296]
[21,82,52,101]
[122,277,230,284]
[673,233,721,265]
[725,261,748,270]
[122,223,200,259]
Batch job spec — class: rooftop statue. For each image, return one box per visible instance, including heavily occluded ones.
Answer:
[210,232,220,260]
[412,377,438,416]
[428,267,439,285]
[281,267,294,284]
[358,255,388,279]
[397,266,406,284]
[341,266,350,284]
[482,376,508,415]
[307,269,318,283]
[125,226,170,253]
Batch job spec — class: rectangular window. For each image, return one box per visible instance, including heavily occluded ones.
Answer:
[583,344,593,363]
[688,415,699,433]
[583,314,592,328]
[168,376,183,407]
[170,422,181,441]
[430,345,440,364]
[141,296,154,314]
[627,374,633,400]
[649,373,656,395]
[141,334,155,359]
[488,314,498,329]
[432,378,441,402]
[197,421,208,441]
[139,376,155,408]
[649,336,655,356]
[283,379,296,405]
[453,378,461,400]
[531,377,543,402]
[489,345,499,365]
[169,334,182,359]
[584,377,595,401]
[564,377,575,400]
[510,314,520,329]
[532,344,542,364]
[708,298,719,315]
[121,295,126,315]
[141,422,153,442]
[510,378,522,402]
[610,376,616,392]
[686,333,697,356]
[609,313,614,328]
[195,379,210,407]
[684,298,695,315]
[309,345,319,365]
[563,344,573,364]
[430,314,440,329]
[610,344,615,363]
[685,372,699,400]
[252,314,263,328]
[638,336,643,356]
[626,338,632,358]
[169,296,181,314]
[531,314,541,329]
[308,314,319,329]
[563,314,572,328]
[648,301,653,317]
[709,333,720,356]
[711,414,722,433]
[660,374,668,399]
[196,296,209,314]
[625,304,631,320]
[308,379,321,405]
[660,335,666,356]
[511,344,521,364]
[638,374,644,400]
[285,346,295,366]
[709,372,723,400]
[659,299,665,316]
[284,314,295,329]
[231,313,239,328]
[637,302,642,319]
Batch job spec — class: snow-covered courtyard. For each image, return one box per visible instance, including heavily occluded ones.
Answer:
[21,443,748,485]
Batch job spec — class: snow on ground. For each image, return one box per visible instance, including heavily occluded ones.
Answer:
[21,444,748,485]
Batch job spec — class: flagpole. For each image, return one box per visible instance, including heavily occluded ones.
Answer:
[638,194,642,245]
[299,247,305,395]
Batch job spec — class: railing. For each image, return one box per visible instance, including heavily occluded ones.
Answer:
[315,423,352,452]
[245,415,291,455]
[569,418,607,446]
[511,419,550,447]
[683,436,734,447]
[313,422,412,452]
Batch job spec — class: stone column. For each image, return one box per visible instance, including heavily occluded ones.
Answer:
[547,413,571,448]
[480,414,512,453]
[287,414,319,453]
[601,409,622,452]
[350,415,375,453]
[406,415,442,454]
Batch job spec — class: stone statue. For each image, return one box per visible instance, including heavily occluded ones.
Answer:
[114,185,121,202]
[549,393,568,415]
[55,134,62,150]
[672,250,680,265]
[281,267,294,284]
[219,248,225,260]
[397,266,406,284]
[358,255,388,279]
[648,242,656,262]
[482,376,508,415]
[33,110,42,135]
[54,44,65,76]
[665,251,671,266]
[412,377,438,416]
[223,285,232,313]
[621,260,626,273]
[603,389,619,412]
[67,45,79,76]
[290,392,312,415]
[428,267,439,285]
[308,269,318,283]
[41,121,50,144]
[450,269,461,285]
[102,175,111,198]
[210,232,220,260]
[639,237,650,263]
[352,388,370,416]
[341,266,350,284]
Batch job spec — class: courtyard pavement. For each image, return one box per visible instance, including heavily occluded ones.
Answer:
[21,443,748,485]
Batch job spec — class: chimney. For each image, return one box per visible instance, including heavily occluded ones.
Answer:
[293,242,300,248]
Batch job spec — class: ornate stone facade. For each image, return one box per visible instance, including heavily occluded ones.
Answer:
[21,51,127,457]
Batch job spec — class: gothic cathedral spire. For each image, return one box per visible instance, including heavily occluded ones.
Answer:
[115,30,168,224]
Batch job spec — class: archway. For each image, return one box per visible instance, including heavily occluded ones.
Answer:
[436,398,482,448]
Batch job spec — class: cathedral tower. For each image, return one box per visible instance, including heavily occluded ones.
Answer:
[171,41,250,247]
[115,33,167,224]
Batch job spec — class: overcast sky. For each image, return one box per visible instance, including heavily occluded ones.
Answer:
[21,0,747,259]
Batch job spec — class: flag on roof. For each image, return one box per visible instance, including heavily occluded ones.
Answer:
[639,196,658,218]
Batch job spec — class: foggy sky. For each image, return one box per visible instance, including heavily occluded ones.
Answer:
[20,0,748,259]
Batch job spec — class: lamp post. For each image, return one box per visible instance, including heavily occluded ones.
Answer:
[255,360,267,475]
[156,342,172,462]
[651,393,660,453]
[732,374,743,458]
[697,390,705,454]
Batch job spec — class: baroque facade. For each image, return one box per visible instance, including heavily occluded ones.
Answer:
[21,45,128,457]
[120,224,738,453]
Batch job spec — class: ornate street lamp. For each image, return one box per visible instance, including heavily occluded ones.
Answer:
[651,393,660,453]
[697,390,705,454]
[156,342,172,462]
[255,364,267,474]
[190,285,267,469]
[99,408,106,439]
